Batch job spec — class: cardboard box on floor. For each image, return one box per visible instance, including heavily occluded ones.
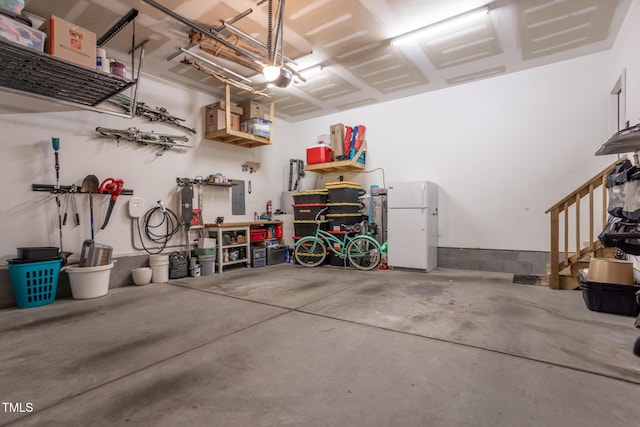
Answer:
[41,15,96,69]
[587,258,634,285]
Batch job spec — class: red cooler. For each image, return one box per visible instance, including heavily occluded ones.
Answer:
[307,145,333,164]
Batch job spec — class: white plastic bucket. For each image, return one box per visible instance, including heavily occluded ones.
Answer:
[66,263,114,299]
[149,255,169,283]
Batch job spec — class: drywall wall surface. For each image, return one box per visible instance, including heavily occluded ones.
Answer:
[0,74,293,263]
[609,0,640,123]
[291,51,616,251]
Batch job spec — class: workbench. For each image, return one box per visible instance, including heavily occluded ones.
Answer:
[204,221,283,273]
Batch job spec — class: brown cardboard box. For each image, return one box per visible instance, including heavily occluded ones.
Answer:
[205,108,240,132]
[587,258,634,285]
[330,123,345,159]
[207,101,243,115]
[239,100,266,120]
[41,15,96,68]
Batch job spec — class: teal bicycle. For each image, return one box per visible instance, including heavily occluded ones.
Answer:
[294,207,382,270]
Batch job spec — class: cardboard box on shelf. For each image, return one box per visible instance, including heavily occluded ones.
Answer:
[41,15,96,68]
[239,100,266,120]
[205,107,240,132]
[208,101,243,115]
[330,123,345,159]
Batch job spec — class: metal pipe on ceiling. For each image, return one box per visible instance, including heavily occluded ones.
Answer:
[141,0,263,62]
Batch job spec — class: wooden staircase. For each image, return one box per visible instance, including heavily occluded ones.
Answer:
[545,157,626,289]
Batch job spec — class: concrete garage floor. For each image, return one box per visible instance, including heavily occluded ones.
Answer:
[1,266,639,426]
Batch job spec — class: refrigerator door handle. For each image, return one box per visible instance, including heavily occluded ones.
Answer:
[433,208,438,216]
[420,182,426,208]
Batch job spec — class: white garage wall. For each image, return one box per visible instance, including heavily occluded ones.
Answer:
[288,51,617,252]
[609,0,640,123]
[0,75,294,262]
[1,1,638,261]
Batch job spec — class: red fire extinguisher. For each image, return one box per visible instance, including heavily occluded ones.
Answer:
[266,200,273,217]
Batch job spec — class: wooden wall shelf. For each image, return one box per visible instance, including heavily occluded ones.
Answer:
[304,141,366,174]
[204,84,273,148]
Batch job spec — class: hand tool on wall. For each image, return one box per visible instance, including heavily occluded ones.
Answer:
[70,184,80,226]
[51,137,64,255]
[99,178,124,229]
[81,175,100,239]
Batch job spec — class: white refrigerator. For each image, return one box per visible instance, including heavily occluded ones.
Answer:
[387,181,438,271]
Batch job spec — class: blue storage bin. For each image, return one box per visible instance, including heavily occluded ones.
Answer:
[8,258,62,308]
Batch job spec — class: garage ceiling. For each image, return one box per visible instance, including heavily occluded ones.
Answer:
[20,0,633,122]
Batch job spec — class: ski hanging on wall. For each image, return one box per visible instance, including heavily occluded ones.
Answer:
[95,127,192,155]
[109,94,197,134]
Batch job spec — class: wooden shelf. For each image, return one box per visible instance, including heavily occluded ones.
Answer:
[304,141,366,174]
[204,84,273,148]
[204,128,271,148]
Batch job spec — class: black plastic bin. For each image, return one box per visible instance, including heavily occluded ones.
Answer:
[16,247,59,261]
[580,280,640,316]
[327,187,364,203]
[294,220,328,237]
[293,204,327,220]
[292,190,328,204]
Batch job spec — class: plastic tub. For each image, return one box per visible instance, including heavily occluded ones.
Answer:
[66,263,114,300]
[580,280,640,316]
[294,220,328,237]
[131,267,152,286]
[292,190,328,204]
[293,203,327,220]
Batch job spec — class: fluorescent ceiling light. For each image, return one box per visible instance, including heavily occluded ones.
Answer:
[391,6,489,46]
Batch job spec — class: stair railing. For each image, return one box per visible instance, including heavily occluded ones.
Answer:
[545,157,626,289]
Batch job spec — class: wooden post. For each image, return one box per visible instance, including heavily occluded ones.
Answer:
[602,175,607,228]
[550,207,560,289]
[589,184,594,252]
[224,84,231,131]
[575,194,580,261]
[564,202,569,266]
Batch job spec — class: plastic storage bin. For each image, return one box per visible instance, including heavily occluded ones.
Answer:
[8,258,62,308]
[0,14,46,51]
[294,220,328,237]
[326,213,366,226]
[241,117,271,138]
[326,203,363,214]
[293,203,327,220]
[16,246,59,261]
[267,247,287,265]
[580,280,640,316]
[292,190,328,204]
[250,229,267,242]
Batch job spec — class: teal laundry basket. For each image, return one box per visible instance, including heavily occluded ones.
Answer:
[8,258,62,308]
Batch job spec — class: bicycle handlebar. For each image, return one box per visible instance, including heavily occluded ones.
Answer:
[314,206,329,221]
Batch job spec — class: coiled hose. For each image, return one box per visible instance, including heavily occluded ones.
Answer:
[136,205,180,254]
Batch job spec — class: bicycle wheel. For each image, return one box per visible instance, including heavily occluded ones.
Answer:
[346,236,381,270]
[294,236,327,267]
